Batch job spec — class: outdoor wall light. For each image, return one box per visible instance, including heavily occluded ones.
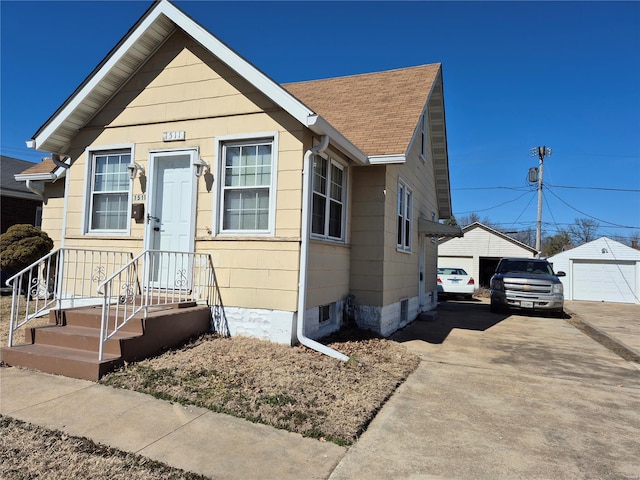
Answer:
[193,158,210,178]
[127,162,145,180]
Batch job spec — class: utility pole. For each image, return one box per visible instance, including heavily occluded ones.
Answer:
[531,146,552,257]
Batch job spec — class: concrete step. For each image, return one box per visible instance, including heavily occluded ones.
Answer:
[51,307,144,334]
[29,324,140,356]
[0,343,121,381]
[1,303,212,380]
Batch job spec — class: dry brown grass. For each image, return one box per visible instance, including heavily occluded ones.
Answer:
[101,330,420,445]
[0,416,208,480]
[1,292,420,477]
[0,295,50,349]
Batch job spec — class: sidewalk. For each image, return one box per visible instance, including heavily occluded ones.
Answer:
[0,367,345,480]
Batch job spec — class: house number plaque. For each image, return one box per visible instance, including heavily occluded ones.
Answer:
[162,130,185,142]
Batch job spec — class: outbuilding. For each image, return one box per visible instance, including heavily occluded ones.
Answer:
[438,222,537,287]
[547,237,640,304]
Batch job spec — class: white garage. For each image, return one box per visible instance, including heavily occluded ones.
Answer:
[438,222,537,287]
[548,237,640,304]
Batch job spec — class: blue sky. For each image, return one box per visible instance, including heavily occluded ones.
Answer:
[2,1,639,243]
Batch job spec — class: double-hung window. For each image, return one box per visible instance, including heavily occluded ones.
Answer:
[88,150,131,232]
[397,180,412,251]
[221,139,273,232]
[312,155,345,241]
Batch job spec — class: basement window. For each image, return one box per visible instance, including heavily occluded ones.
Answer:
[400,298,409,324]
[319,303,335,324]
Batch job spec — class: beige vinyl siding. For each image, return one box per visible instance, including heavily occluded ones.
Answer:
[307,241,351,308]
[40,181,65,247]
[349,165,386,306]
[382,106,440,306]
[57,30,305,313]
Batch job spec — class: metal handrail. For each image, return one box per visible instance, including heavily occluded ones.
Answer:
[5,248,134,347]
[97,250,228,360]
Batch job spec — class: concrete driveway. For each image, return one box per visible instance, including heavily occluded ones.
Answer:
[330,299,640,480]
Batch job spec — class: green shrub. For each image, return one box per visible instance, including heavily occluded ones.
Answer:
[0,224,54,275]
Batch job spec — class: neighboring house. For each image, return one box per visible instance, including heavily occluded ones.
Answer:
[0,156,43,233]
[548,237,640,304]
[438,222,537,287]
[15,0,460,346]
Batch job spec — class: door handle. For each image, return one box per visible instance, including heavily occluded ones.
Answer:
[147,214,160,224]
[153,227,160,232]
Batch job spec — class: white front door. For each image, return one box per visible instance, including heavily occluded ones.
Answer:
[146,150,196,288]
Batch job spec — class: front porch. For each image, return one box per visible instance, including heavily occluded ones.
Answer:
[0,248,227,380]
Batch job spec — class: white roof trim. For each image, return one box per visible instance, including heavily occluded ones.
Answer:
[29,0,368,166]
[307,115,368,165]
[14,173,56,182]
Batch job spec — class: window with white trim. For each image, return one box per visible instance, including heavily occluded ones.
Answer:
[221,139,273,232]
[88,150,131,232]
[397,180,412,251]
[312,155,345,241]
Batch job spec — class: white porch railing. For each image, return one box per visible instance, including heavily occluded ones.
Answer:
[4,248,134,347]
[97,250,227,360]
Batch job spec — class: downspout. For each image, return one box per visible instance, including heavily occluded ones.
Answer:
[297,135,349,362]
[52,153,70,169]
[25,180,45,198]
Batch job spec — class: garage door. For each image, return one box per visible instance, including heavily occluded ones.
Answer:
[572,260,637,303]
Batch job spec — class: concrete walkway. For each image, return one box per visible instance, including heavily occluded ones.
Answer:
[0,367,345,479]
[2,299,639,479]
[564,300,640,360]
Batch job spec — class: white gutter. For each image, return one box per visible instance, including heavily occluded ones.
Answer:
[297,135,349,362]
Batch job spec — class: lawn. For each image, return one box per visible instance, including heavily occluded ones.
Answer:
[1,293,421,477]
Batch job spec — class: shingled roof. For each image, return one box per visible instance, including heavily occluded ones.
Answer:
[18,157,57,175]
[283,64,441,157]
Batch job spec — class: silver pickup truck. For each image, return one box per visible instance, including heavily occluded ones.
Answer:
[489,258,565,316]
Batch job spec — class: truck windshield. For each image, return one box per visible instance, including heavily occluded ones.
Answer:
[499,260,553,275]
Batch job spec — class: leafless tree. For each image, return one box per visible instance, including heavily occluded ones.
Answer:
[568,218,600,245]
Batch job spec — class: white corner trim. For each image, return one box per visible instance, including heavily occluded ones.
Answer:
[368,154,407,164]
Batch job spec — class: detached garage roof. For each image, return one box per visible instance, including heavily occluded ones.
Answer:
[439,222,537,255]
[549,236,640,262]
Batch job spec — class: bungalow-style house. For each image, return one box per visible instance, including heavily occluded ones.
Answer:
[2,0,460,379]
[548,237,640,304]
[438,222,537,287]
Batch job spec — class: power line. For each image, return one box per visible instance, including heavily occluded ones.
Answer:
[546,183,640,193]
[545,187,640,229]
[453,184,640,193]
[454,189,535,215]
[452,186,533,191]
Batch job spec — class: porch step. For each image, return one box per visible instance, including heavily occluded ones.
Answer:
[1,304,211,381]
[51,307,144,334]
[0,344,121,381]
[29,324,140,356]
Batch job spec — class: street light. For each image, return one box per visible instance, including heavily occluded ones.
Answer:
[531,146,552,257]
